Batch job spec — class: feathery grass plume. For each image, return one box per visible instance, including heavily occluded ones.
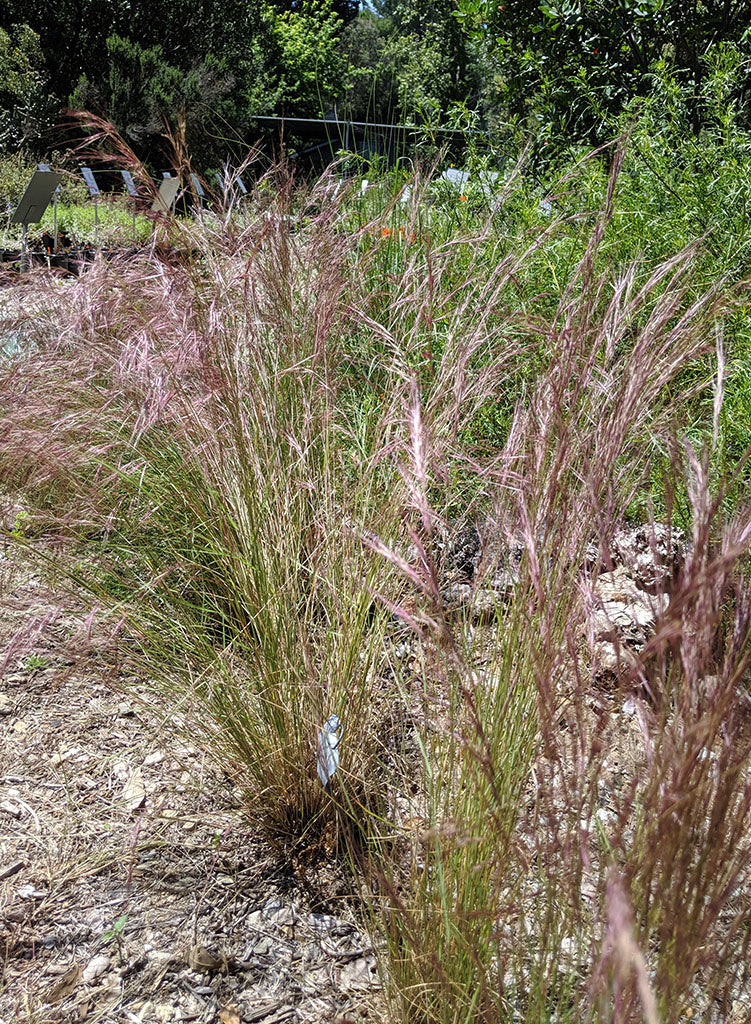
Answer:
[64,110,158,206]
[610,445,751,1022]
[0,161,410,855]
[594,871,660,1024]
[2,131,751,1022]
[362,148,751,1023]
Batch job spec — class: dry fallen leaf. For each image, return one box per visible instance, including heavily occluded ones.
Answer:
[95,973,122,1007]
[121,768,146,812]
[188,943,223,971]
[219,1007,241,1024]
[45,964,82,1004]
[82,953,110,984]
[11,719,28,734]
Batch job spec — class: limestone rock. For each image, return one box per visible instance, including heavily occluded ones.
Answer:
[612,524,686,590]
[586,567,669,677]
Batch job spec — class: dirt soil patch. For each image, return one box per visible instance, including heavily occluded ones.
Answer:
[0,540,383,1024]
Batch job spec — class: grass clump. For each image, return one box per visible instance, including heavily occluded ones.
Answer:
[0,183,409,858]
[2,135,751,1023]
[362,151,751,1024]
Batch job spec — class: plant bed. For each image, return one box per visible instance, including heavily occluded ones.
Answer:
[2,154,751,1024]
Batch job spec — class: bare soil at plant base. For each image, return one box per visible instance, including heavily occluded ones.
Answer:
[0,538,384,1024]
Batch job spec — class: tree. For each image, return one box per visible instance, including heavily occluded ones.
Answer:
[456,0,751,144]
[339,0,479,126]
[0,0,277,105]
[275,0,359,25]
[271,1,347,117]
[339,11,396,122]
[0,23,57,152]
[0,0,126,102]
[71,35,259,168]
[0,0,340,162]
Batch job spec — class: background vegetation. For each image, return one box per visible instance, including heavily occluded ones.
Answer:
[1,0,750,171]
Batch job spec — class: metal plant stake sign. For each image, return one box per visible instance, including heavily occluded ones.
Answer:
[317,715,343,793]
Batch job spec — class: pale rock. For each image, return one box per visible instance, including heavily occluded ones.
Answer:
[592,640,637,676]
[441,583,502,621]
[613,523,685,589]
[728,1000,751,1024]
[558,936,588,969]
[18,882,46,898]
[586,568,669,670]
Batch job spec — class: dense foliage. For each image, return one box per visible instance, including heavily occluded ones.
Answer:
[460,0,751,142]
[1,0,750,168]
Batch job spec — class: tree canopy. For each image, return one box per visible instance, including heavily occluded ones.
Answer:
[1,0,750,166]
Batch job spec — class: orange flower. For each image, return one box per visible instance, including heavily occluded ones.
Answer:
[459,195,468,202]
[381,226,390,238]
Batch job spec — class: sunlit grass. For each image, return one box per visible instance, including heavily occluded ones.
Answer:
[2,136,751,1023]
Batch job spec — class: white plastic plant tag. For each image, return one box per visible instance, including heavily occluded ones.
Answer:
[441,168,470,190]
[317,714,343,791]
